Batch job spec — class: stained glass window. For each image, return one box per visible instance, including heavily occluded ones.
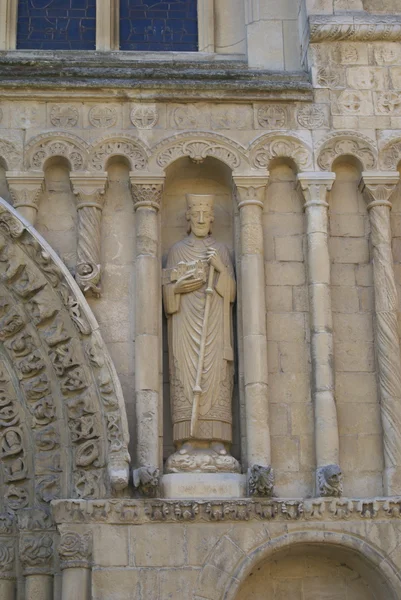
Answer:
[17,0,96,50]
[120,0,198,52]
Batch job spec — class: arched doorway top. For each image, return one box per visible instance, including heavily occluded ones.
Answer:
[0,197,130,524]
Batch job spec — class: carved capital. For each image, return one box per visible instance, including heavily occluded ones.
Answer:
[19,534,53,575]
[359,171,400,210]
[58,531,92,570]
[133,466,160,498]
[247,465,275,498]
[233,176,269,209]
[6,171,44,213]
[70,172,108,210]
[0,539,15,580]
[297,172,336,207]
[317,464,343,498]
[130,176,164,211]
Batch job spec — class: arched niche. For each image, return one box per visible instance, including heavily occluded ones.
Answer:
[161,156,241,463]
[92,156,136,461]
[0,197,130,519]
[35,157,78,273]
[235,543,393,600]
[264,160,312,497]
[329,157,383,498]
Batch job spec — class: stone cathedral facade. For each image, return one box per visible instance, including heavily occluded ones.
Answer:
[1,0,401,598]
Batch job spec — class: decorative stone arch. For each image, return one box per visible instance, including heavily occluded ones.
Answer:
[152,131,248,172]
[0,197,130,520]
[0,138,22,170]
[316,131,378,171]
[24,132,90,172]
[380,136,401,170]
[88,135,149,172]
[194,529,401,600]
[249,132,313,172]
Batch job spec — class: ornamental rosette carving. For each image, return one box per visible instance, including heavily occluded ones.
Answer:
[58,531,92,569]
[19,534,53,574]
[50,105,79,128]
[297,105,326,129]
[88,106,118,129]
[256,105,287,129]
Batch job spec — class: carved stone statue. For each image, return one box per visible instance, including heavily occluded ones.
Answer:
[163,194,240,473]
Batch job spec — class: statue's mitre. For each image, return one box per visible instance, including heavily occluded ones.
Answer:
[186,194,215,211]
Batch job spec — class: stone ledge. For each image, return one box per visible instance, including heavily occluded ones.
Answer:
[52,497,401,525]
[309,14,401,42]
[0,53,313,102]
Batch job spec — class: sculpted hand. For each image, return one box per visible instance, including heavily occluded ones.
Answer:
[174,271,204,294]
[206,248,225,273]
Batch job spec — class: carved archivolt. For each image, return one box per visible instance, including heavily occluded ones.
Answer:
[249,133,313,171]
[25,133,89,171]
[0,198,130,520]
[0,138,22,170]
[153,132,246,170]
[89,135,149,171]
[316,131,377,171]
[380,137,401,170]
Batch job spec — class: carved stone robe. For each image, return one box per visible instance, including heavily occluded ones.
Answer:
[163,234,236,444]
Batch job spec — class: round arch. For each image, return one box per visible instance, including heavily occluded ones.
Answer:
[249,132,313,172]
[24,132,90,172]
[151,131,248,172]
[194,530,401,600]
[89,135,149,172]
[316,131,377,172]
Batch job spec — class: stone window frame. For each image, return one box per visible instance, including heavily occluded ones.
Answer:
[0,0,216,53]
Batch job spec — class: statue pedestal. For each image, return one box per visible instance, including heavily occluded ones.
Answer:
[161,473,246,499]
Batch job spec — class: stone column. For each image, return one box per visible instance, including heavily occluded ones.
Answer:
[0,538,16,600]
[96,0,119,51]
[215,0,246,54]
[298,172,343,498]
[0,0,17,50]
[233,175,274,497]
[70,172,108,298]
[198,0,215,52]
[6,171,44,225]
[130,175,165,497]
[360,171,401,495]
[58,531,92,600]
[19,533,53,600]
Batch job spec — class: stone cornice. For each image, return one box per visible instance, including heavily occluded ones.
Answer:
[52,497,401,524]
[309,14,401,42]
[0,53,313,102]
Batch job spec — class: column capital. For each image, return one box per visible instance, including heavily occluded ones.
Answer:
[359,171,400,210]
[6,170,44,211]
[233,175,270,209]
[0,538,15,580]
[297,172,336,208]
[130,175,165,211]
[58,531,92,570]
[70,171,108,210]
[19,533,53,576]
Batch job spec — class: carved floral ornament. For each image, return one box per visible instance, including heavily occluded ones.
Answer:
[153,133,245,170]
[89,136,149,172]
[316,132,378,171]
[249,135,313,171]
[380,138,401,170]
[0,139,22,171]
[25,133,89,172]
[0,199,130,517]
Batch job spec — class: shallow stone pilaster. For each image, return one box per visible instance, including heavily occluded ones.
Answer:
[70,172,108,298]
[6,171,44,225]
[298,172,342,498]
[131,175,165,497]
[360,171,401,496]
[234,175,273,497]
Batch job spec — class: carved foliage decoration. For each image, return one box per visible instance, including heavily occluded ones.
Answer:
[58,531,92,569]
[380,138,401,170]
[0,199,130,515]
[154,133,244,170]
[250,134,313,170]
[25,133,89,171]
[317,132,377,171]
[89,137,148,171]
[0,139,22,170]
